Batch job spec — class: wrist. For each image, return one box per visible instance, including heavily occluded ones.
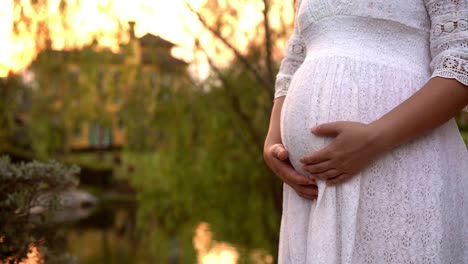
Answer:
[264,134,282,151]
[367,119,396,154]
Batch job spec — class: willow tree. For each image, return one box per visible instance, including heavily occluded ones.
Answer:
[125,0,297,261]
[186,0,296,218]
[181,0,296,204]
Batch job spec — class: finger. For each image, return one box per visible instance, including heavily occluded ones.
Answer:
[293,186,318,200]
[272,160,315,186]
[271,144,289,161]
[297,193,317,200]
[326,173,352,186]
[311,121,347,137]
[294,186,318,200]
[295,184,318,197]
[312,169,342,181]
[302,160,334,174]
[300,148,331,165]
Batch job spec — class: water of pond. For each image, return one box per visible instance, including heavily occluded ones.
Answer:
[12,197,273,264]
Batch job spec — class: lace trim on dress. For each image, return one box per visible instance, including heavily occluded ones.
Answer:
[274,34,307,98]
[432,18,468,38]
[426,0,463,16]
[275,77,291,98]
[274,40,306,98]
[273,0,307,99]
[275,35,306,98]
[427,1,468,87]
[432,54,468,86]
[430,14,468,55]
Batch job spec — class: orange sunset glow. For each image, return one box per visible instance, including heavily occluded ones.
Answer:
[0,0,294,78]
[0,2,297,263]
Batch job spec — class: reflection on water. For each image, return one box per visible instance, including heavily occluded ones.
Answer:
[194,222,273,264]
[67,203,139,263]
[3,202,273,264]
[194,222,239,264]
[14,245,43,264]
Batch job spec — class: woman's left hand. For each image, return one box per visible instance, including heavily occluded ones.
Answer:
[300,121,382,186]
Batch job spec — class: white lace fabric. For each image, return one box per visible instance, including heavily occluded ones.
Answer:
[275,1,468,263]
[428,1,468,85]
[275,24,307,98]
[274,0,468,99]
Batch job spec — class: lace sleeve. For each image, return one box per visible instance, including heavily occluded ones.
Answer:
[425,0,468,86]
[275,1,307,99]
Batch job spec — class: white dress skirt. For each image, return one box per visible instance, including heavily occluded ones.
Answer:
[275,1,468,263]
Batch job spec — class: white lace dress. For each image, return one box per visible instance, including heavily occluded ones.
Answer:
[276,0,468,263]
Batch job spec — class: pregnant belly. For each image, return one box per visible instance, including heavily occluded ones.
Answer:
[280,57,428,172]
[280,60,343,174]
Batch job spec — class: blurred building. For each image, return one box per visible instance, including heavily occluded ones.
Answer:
[29,22,188,151]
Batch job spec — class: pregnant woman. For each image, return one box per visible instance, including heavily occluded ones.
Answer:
[263,0,468,263]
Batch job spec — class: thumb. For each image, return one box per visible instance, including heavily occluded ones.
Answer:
[311,122,345,137]
[272,144,289,161]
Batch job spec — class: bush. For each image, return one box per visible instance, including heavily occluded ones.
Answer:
[0,156,80,263]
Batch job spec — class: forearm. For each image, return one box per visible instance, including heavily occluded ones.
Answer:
[264,96,285,149]
[370,77,468,152]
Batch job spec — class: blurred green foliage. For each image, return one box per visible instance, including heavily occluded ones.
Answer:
[0,41,283,264]
[0,156,80,263]
[118,59,281,261]
[0,74,32,151]
[2,0,290,261]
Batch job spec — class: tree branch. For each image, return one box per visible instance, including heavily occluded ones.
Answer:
[262,0,275,85]
[195,41,264,155]
[184,1,274,100]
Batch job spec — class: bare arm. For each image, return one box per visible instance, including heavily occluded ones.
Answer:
[371,77,468,152]
[300,77,468,185]
[264,97,285,151]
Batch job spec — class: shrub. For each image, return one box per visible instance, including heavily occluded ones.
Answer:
[0,156,80,263]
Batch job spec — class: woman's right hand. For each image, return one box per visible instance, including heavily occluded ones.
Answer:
[264,143,318,200]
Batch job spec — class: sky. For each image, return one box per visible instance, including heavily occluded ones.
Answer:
[0,0,293,79]
[0,0,207,77]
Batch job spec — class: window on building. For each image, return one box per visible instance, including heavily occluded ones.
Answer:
[112,71,121,104]
[97,71,105,98]
[73,123,82,139]
[89,122,113,149]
